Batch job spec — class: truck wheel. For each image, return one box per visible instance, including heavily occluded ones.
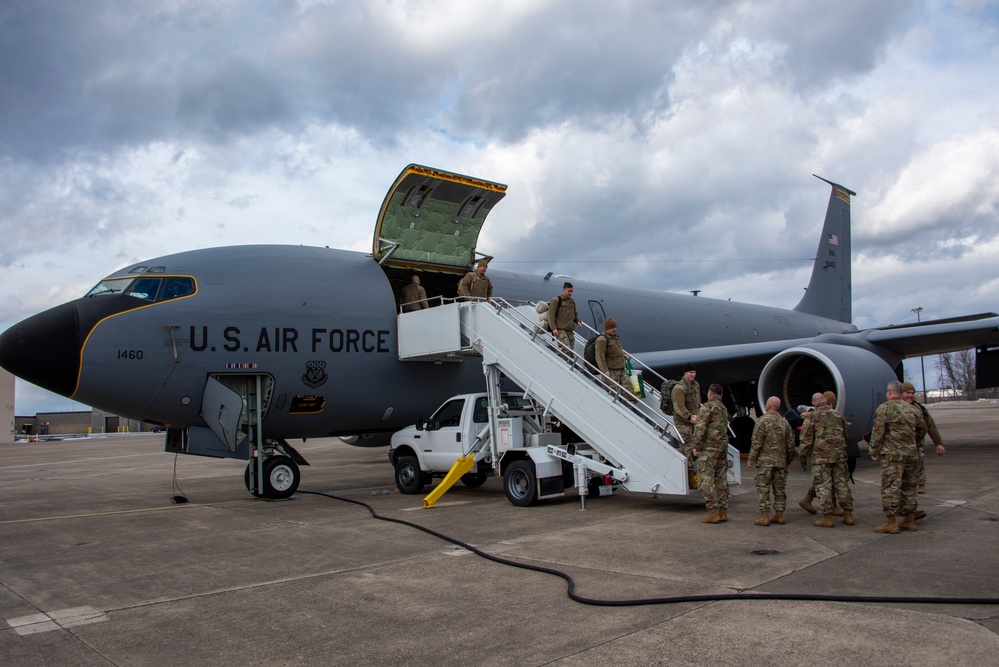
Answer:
[504,460,537,507]
[461,471,488,488]
[395,456,426,494]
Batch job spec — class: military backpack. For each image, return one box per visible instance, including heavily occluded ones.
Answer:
[660,379,682,415]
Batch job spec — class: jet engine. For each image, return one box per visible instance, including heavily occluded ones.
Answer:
[757,343,900,441]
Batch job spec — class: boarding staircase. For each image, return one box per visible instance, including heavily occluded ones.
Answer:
[397,299,740,505]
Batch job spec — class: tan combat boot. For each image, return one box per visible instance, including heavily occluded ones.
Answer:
[899,513,918,531]
[918,484,926,494]
[831,507,845,517]
[701,509,721,524]
[914,510,927,520]
[814,514,835,528]
[771,511,785,525]
[754,512,770,526]
[798,490,817,514]
[874,515,899,534]
[842,511,854,526]
[717,507,728,522]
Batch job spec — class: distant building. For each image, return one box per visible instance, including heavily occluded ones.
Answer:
[1,368,13,444]
[14,409,160,438]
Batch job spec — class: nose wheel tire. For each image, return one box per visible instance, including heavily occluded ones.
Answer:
[244,455,301,499]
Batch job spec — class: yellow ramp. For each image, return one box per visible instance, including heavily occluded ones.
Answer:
[423,454,478,509]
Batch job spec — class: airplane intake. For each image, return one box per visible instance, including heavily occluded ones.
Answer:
[757,343,899,441]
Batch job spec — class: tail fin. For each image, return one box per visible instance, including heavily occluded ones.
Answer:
[793,175,856,323]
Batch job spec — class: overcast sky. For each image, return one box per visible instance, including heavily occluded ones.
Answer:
[2,0,998,413]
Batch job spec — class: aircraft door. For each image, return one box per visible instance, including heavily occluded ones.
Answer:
[202,376,245,452]
[421,398,466,470]
[201,374,276,453]
[588,300,607,332]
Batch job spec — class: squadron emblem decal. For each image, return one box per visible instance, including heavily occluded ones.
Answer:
[302,360,328,388]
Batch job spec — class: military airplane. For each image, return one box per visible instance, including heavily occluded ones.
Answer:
[1,164,997,498]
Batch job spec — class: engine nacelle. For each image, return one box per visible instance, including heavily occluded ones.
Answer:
[757,343,899,443]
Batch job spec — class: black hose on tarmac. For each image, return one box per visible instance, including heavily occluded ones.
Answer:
[299,489,999,608]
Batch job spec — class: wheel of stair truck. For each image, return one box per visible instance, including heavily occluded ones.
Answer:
[243,455,301,499]
[460,471,488,488]
[394,455,426,494]
[504,460,538,507]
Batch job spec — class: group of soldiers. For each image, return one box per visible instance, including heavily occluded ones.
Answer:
[402,265,945,534]
[686,375,945,532]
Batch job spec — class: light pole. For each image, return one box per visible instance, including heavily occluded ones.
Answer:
[911,307,926,401]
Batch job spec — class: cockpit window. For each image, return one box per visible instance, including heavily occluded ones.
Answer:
[86,277,135,298]
[161,277,195,300]
[126,278,162,301]
[86,276,196,302]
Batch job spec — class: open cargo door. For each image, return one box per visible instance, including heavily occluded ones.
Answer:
[373,164,507,273]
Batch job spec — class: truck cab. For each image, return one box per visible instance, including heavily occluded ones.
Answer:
[388,392,569,506]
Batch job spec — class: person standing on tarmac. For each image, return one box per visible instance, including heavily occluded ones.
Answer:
[798,392,844,518]
[799,392,855,528]
[547,282,582,360]
[595,318,636,402]
[748,396,796,526]
[691,384,730,524]
[672,364,701,458]
[869,381,926,534]
[901,381,945,499]
[458,260,493,301]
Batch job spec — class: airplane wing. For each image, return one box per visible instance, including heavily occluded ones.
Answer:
[861,313,999,357]
[634,338,810,386]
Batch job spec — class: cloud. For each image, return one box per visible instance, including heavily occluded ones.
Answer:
[2,0,999,413]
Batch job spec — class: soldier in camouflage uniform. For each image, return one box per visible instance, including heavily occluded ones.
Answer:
[457,260,493,300]
[748,396,795,526]
[869,381,927,534]
[799,392,854,527]
[901,381,945,500]
[595,318,636,402]
[547,282,582,361]
[672,364,701,457]
[691,384,730,524]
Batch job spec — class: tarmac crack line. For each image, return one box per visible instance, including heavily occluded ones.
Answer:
[0,500,257,524]
[98,557,423,615]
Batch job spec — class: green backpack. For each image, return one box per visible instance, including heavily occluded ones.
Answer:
[660,379,681,415]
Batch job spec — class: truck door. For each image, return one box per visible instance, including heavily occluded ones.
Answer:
[421,397,467,470]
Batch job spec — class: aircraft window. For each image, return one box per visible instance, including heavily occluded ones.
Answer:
[431,399,465,427]
[126,278,163,302]
[160,277,195,301]
[86,277,137,298]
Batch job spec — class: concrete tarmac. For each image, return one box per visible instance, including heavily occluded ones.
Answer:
[2,402,998,666]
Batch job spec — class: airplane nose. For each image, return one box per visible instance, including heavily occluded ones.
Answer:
[0,302,82,398]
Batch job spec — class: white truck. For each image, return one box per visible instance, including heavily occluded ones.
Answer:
[388,392,625,507]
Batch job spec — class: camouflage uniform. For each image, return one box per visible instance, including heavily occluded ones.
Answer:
[692,395,730,510]
[671,378,701,457]
[911,401,943,486]
[798,405,853,515]
[869,398,926,518]
[595,332,634,400]
[547,295,580,359]
[749,412,796,514]
[457,270,493,299]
